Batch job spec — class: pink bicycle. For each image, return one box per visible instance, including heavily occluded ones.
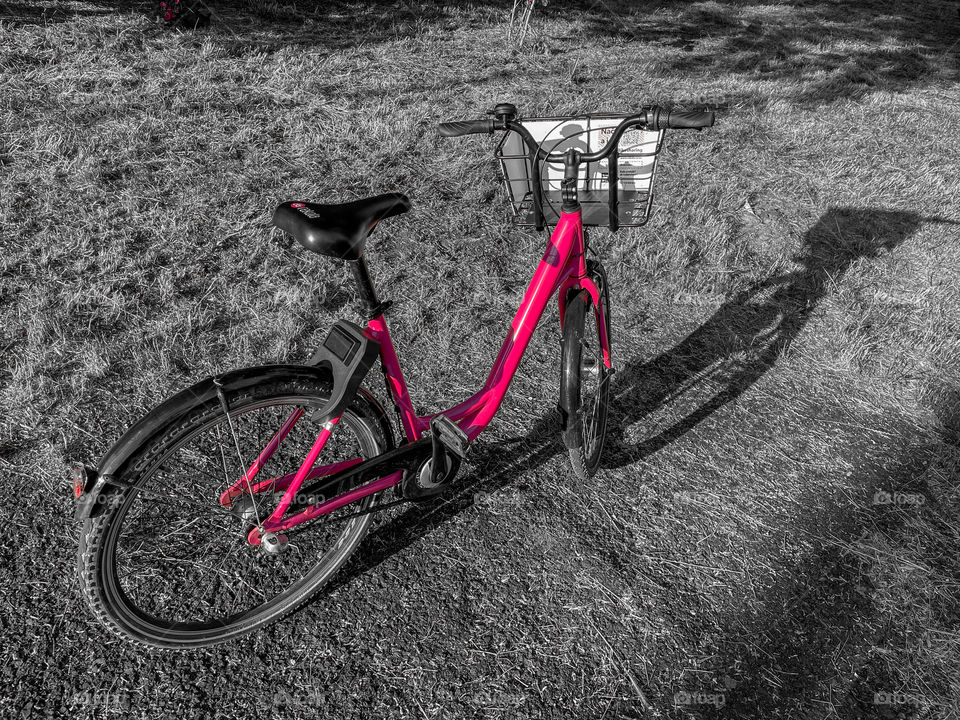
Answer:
[74,103,714,648]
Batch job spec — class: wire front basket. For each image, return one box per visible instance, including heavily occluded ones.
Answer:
[495,115,665,230]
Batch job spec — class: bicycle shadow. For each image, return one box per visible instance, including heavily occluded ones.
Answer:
[312,207,960,717]
[323,408,566,595]
[603,207,922,469]
[323,206,923,595]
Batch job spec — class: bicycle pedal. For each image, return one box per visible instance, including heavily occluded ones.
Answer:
[430,414,470,459]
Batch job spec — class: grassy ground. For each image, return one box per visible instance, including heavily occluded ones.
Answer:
[2,0,959,717]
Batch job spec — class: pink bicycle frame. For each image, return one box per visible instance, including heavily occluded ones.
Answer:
[373,207,609,442]
[231,208,611,544]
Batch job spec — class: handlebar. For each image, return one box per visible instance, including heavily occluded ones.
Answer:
[438,119,495,137]
[438,103,716,226]
[646,108,715,130]
[438,105,715,164]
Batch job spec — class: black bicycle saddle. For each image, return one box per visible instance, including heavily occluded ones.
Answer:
[272,193,411,261]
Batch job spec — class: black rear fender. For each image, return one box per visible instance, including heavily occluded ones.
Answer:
[75,363,393,520]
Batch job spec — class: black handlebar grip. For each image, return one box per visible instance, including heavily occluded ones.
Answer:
[646,108,716,131]
[438,119,496,137]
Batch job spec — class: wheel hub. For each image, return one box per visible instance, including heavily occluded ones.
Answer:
[581,358,600,377]
[259,532,289,555]
[230,494,261,527]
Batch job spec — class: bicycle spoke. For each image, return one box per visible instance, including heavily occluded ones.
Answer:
[176,539,249,622]
[217,386,264,529]
[161,455,225,492]
[109,477,239,520]
[216,423,233,490]
[86,375,390,644]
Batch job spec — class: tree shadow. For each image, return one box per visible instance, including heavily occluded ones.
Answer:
[0,0,140,25]
[207,0,455,52]
[603,207,922,469]
[5,0,956,105]
[211,0,959,107]
[642,437,959,719]
[0,0,452,40]
[567,0,959,105]
[239,0,950,109]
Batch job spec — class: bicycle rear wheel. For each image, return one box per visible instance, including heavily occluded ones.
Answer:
[560,260,611,478]
[78,373,390,648]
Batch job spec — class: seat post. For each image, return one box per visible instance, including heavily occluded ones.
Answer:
[349,255,389,319]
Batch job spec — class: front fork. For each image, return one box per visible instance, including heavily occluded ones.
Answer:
[557,247,612,370]
[557,149,611,366]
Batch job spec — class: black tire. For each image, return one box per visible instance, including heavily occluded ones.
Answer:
[78,373,390,649]
[560,261,611,478]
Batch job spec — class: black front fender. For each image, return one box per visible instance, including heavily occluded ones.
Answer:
[559,290,591,449]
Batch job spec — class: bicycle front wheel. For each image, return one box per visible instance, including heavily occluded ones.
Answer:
[560,261,611,478]
[78,372,391,649]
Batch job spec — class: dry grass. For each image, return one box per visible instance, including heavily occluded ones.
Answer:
[1,0,959,718]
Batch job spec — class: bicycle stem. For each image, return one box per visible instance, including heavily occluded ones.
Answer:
[561,148,581,213]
